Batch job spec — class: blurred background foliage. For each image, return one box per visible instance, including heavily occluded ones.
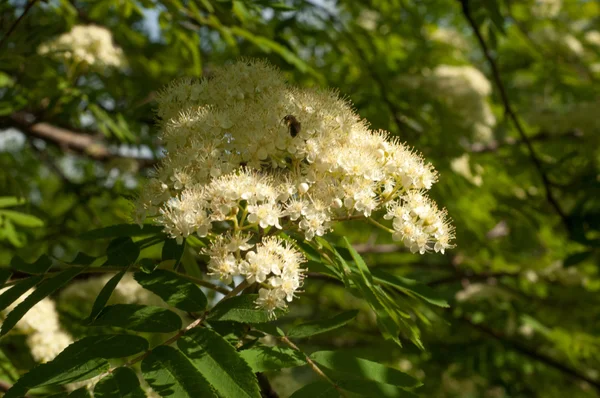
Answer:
[1,0,599,396]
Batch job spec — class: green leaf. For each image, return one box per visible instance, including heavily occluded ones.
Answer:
[162,238,185,268]
[178,327,261,398]
[134,269,207,312]
[141,346,217,397]
[91,304,182,333]
[309,351,420,388]
[208,294,274,323]
[94,367,146,398]
[343,237,374,285]
[289,382,340,398]
[10,255,52,274]
[81,224,164,240]
[0,197,25,208]
[89,269,128,320]
[0,210,44,227]
[372,269,449,308]
[68,252,97,266]
[0,275,43,312]
[5,335,148,397]
[239,345,306,372]
[103,237,140,267]
[1,267,84,336]
[287,310,359,338]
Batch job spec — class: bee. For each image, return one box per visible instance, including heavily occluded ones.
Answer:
[282,115,301,138]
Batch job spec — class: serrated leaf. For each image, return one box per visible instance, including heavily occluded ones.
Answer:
[372,269,449,308]
[141,346,217,397]
[10,255,52,274]
[0,210,44,227]
[162,238,185,268]
[91,304,182,333]
[89,269,127,320]
[289,381,340,398]
[0,275,43,312]
[94,367,146,398]
[208,294,274,323]
[287,310,359,339]
[1,267,84,336]
[103,237,140,267]
[5,335,148,398]
[310,351,420,388]
[134,270,207,312]
[178,327,261,398]
[81,224,164,240]
[239,345,306,372]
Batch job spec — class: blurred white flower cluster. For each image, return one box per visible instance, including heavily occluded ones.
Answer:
[135,60,454,315]
[38,25,124,69]
[0,289,72,363]
[531,0,562,19]
[424,65,496,143]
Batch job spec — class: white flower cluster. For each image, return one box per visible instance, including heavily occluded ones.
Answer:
[423,65,496,143]
[135,60,454,314]
[38,25,124,69]
[0,289,73,363]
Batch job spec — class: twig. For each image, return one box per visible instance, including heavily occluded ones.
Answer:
[0,0,39,51]
[280,336,347,397]
[222,280,250,300]
[458,0,570,230]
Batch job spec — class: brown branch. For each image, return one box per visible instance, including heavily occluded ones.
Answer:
[5,112,157,167]
[469,130,583,153]
[458,0,570,230]
[460,315,600,391]
[0,0,39,51]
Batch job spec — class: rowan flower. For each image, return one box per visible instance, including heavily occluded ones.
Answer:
[136,59,454,317]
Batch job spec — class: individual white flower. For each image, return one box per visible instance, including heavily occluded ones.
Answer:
[247,202,283,229]
[255,287,287,318]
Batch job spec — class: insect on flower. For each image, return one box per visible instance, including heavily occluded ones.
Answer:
[282,115,301,137]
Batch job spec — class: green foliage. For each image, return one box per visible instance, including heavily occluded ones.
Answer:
[134,269,207,312]
[208,295,274,323]
[287,310,359,338]
[177,328,261,398]
[90,304,182,333]
[141,346,217,397]
[1,268,84,336]
[5,335,148,397]
[94,367,146,398]
[1,0,600,396]
[239,346,306,372]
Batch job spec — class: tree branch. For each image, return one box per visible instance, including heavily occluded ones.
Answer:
[458,0,570,230]
[4,112,157,167]
[460,315,600,391]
